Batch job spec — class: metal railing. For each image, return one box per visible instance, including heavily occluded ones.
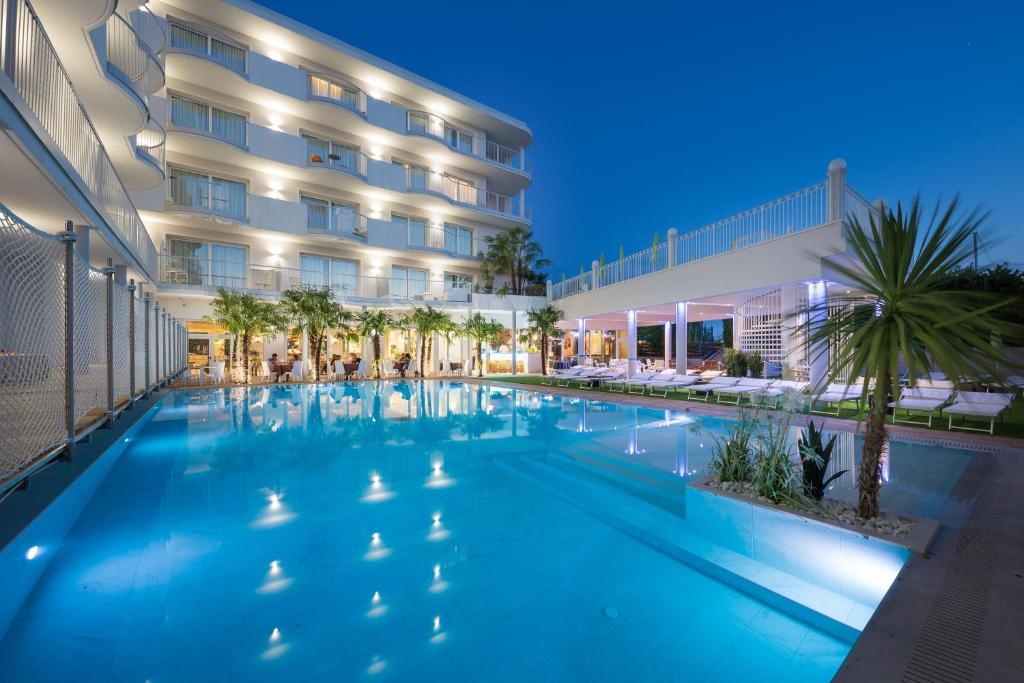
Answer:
[307,72,365,115]
[157,255,472,303]
[0,0,158,277]
[134,117,166,172]
[306,205,369,239]
[408,226,477,258]
[406,110,474,154]
[106,12,164,97]
[404,169,525,219]
[485,140,527,172]
[306,139,368,177]
[0,203,186,495]
[168,172,248,220]
[167,19,246,74]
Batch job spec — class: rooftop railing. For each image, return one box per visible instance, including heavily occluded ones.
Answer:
[0,0,158,277]
[551,177,877,300]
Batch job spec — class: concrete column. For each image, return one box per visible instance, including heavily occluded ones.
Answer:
[827,158,848,224]
[511,310,518,376]
[780,285,800,379]
[807,281,829,390]
[576,318,586,363]
[666,227,678,267]
[626,309,638,377]
[301,330,310,376]
[675,302,688,372]
[113,264,128,286]
[664,322,672,367]
[591,260,600,289]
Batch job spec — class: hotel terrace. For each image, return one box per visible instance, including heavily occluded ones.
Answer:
[0,1,1020,682]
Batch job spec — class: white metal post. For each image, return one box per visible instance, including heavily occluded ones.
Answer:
[576,318,586,364]
[807,281,829,390]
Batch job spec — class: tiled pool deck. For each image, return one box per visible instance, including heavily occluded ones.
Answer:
[465,377,1024,682]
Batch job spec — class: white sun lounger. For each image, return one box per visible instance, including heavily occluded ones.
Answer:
[712,378,774,404]
[644,373,701,397]
[605,370,657,393]
[888,387,954,427]
[625,368,676,394]
[945,391,1013,434]
[556,367,598,387]
[810,383,865,415]
[572,366,625,389]
[688,376,742,402]
[756,380,809,408]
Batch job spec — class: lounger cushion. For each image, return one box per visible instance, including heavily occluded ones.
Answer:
[945,402,1007,417]
[888,398,948,411]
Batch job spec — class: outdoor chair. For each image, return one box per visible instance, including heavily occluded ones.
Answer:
[712,378,775,404]
[644,373,701,398]
[605,370,656,393]
[756,380,809,408]
[945,391,1013,434]
[888,387,955,427]
[809,383,865,415]
[200,361,225,386]
[626,369,675,394]
[688,376,741,402]
[281,360,304,382]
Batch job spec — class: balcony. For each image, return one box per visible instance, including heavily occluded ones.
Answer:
[106,12,165,103]
[129,6,166,57]
[307,72,366,116]
[157,255,473,304]
[168,171,248,221]
[404,168,526,220]
[305,138,368,178]
[0,0,157,276]
[132,117,166,179]
[485,140,527,173]
[305,201,369,241]
[167,18,246,75]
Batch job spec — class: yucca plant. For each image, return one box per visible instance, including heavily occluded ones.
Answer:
[799,420,846,501]
[751,414,803,504]
[798,197,1022,518]
[704,410,758,483]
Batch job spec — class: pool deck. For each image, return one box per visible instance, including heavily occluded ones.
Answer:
[463,377,1024,682]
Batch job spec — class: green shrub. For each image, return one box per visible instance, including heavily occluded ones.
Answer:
[746,351,764,377]
[723,348,748,377]
[799,420,847,501]
[705,410,757,482]
[751,414,803,504]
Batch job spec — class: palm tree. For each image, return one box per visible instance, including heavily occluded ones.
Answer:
[463,312,505,377]
[207,289,287,383]
[408,306,452,377]
[477,227,550,296]
[521,305,565,376]
[207,288,244,379]
[356,309,396,378]
[798,197,1022,519]
[279,287,350,381]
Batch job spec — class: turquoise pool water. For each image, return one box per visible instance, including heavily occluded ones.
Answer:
[0,382,973,682]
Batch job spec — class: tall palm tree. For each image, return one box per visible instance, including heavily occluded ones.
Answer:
[799,197,1022,519]
[207,288,244,378]
[408,306,452,377]
[478,227,550,295]
[522,305,565,376]
[356,309,396,378]
[463,312,505,377]
[236,296,286,383]
[279,287,350,381]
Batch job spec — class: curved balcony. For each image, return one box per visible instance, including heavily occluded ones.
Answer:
[306,72,367,117]
[305,139,369,179]
[106,12,165,105]
[132,117,166,182]
[129,5,166,57]
[404,169,527,221]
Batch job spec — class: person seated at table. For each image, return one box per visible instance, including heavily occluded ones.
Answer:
[266,353,283,381]
[395,352,412,378]
[345,352,361,380]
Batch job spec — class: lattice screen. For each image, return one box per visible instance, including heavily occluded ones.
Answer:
[0,208,67,482]
[147,303,156,385]
[72,262,107,425]
[133,295,145,397]
[737,289,783,362]
[112,283,131,404]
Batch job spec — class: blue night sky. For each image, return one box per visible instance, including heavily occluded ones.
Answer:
[260,0,1024,277]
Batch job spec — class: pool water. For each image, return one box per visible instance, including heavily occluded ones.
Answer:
[0,382,974,682]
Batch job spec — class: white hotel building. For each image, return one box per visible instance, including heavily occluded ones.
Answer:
[0,0,540,370]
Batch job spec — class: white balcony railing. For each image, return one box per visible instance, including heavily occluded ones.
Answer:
[404,169,525,220]
[167,19,246,74]
[485,140,527,172]
[0,0,158,276]
[306,204,369,240]
[129,5,166,57]
[158,255,471,303]
[106,12,164,98]
[306,139,368,177]
[133,117,166,173]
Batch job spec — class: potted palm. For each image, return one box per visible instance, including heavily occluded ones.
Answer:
[356,309,396,378]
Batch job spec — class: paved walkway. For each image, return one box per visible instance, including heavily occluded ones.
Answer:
[465,377,1024,682]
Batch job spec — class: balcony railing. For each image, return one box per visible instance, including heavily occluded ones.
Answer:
[133,117,166,172]
[307,72,366,115]
[158,255,471,303]
[306,140,368,177]
[0,0,158,276]
[406,110,474,154]
[408,226,477,258]
[168,174,248,220]
[167,19,246,74]
[404,169,525,219]
[106,12,164,98]
[129,5,166,56]
[485,140,526,172]
[306,204,369,240]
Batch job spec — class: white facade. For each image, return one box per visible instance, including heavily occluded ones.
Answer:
[0,0,542,366]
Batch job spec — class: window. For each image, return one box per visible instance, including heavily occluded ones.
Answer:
[393,159,431,193]
[445,125,473,154]
[391,266,427,299]
[407,111,430,135]
[166,238,246,288]
[301,196,363,235]
[444,272,472,291]
[443,174,476,204]
[308,74,361,112]
[300,255,359,296]
[443,224,473,256]
[391,213,428,248]
[304,135,362,175]
[170,95,247,146]
[168,20,246,73]
[169,168,247,219]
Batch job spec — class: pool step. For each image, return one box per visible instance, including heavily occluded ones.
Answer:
[497,452,869,644]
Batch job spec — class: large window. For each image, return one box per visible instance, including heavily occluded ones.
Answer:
[391,266,427,299]
[300,255,359,296]
[444,272,472,291]
[170,95,247,146]
[308,74,361,113]
[391,213,429,248]
[443,224,473,256]
[168,20,247,73]
[393,159,430,193]
[443,174,476,204]
[305,135,362,175]
[169,168,247,219]
[445,125,473,154]
[165,238,246,288]
[301,196,363,236]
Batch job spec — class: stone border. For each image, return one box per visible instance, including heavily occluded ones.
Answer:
[687,475,940,554]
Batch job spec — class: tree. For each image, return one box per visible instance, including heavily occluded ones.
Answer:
[477,227,550,296]
[279,288,351,381]
[798,197,1022,519]
[207,289,286,383]
[521,305,564,375]
[463,313,505,377]
[356,309,396,379]
[409,306,453,377]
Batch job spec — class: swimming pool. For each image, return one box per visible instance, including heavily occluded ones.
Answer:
[0,382,974,682]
